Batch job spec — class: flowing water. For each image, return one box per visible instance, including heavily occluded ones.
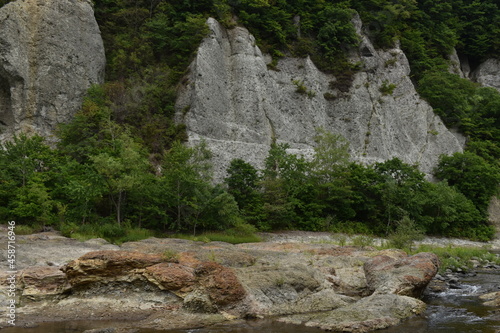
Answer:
[2,271,499,333]
[379,270,500,333]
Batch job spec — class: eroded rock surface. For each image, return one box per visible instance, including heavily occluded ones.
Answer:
[64,250,164,286]
[0,230,440,332]
[0,0,105,140]
[480,291,500,307]
[20,266,70,299]
[281,294,426,332]
[364,252,440,297]
[176,17,464,180]
[471,59,500,92]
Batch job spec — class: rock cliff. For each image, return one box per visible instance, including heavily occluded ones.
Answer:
[472,58,500,91]
[176,17,465,180]
[0,0,105,141]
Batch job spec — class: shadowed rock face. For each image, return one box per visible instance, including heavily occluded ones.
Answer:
[176,17,465,181]
[0,0,105,141]
[472,59,500,92]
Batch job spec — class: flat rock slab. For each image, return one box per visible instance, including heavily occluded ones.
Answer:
[279,294,426,332]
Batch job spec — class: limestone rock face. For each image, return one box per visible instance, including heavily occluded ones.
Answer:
[0,0,105,140]
[176,17,464,180]
[472,58,500,92]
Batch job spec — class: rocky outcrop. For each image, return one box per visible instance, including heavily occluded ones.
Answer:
[20,266,70,299]
[471,58,500,92]
[1,230,441,332]
[364,252,440,297]
[64,250,164,286]
[176,17,464,180]
[143,263,196,295]
[480,291,500,307]
[0,0,105,140]
[280,294,426,332]
[64,249,246,314]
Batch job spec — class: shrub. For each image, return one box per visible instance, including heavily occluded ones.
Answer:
[15,224,37,235]
[379,81,396,95]
[388,216,424,251]
[100,223,127,241]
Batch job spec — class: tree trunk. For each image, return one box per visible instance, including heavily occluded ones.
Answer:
[116,191,122,226]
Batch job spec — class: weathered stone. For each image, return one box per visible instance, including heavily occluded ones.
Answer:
[471,59,500,92]
[448,48,466,78]
[183,289,217,313]
[82,329,116,333]
[364,252,440,297]
[195,261,246,307]
[0,230,465,332]
[281,294,426,333]
[176,17,464,181]
[0,0,105,140]
[480,291,500,307]
[64,251,163,286]
[20,266,70,298]
[236,262,350,316]
[143,262,196,294]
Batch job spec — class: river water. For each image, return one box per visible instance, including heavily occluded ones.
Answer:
[2,271,499,333]
[378,270,500,333]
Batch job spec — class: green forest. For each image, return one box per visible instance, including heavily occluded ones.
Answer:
[0,0,499,243]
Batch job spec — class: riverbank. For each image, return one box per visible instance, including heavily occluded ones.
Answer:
[0,227,498,332]
[258,230,500,250]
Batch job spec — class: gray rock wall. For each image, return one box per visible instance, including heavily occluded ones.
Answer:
[0,0,105,140]
[472,58,500,92]
[176,18,464,181]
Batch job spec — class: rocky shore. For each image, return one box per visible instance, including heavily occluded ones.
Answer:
[0,228,498,332]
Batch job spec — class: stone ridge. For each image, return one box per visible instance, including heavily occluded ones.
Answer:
[176,17,465,181]
[0,0,105,141]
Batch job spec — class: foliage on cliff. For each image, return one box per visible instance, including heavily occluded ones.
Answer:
[0,118,493,241]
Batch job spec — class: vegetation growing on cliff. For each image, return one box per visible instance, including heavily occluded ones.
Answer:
[0,119,494,241]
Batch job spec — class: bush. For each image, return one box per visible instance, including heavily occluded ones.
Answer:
[388,216,424,251]
[100,223,128,241]
[329,221,373,235]
[412,245,500,274]
[226,222,257,237]
[379,81,396,96]
[15,224,37,235]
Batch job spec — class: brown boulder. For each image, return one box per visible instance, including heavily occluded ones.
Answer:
[63,250,163,286]
[195,261,246,306]
[143,263,196,294]
[364,252,439,297]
